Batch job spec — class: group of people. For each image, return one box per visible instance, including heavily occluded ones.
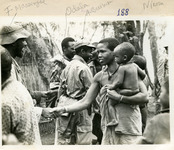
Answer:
[1,24,170,145]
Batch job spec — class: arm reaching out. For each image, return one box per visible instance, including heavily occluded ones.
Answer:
[51,73,101,117]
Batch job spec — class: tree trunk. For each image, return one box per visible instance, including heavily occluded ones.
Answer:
[148,21,161,113]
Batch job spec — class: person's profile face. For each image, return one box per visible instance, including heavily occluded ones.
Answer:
[97,43,115,65]
[91,49,98,61]
[15,38,28,58]
[65,41,75,59]
[82,47,92,63]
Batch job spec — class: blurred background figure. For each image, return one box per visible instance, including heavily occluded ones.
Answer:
[137,75,170,144]
[131,55,149,133]
[88,42,102,76]
[2,134,21,145]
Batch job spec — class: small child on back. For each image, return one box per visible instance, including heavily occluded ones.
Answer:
[131,55,149,132]
[105,42,145,126]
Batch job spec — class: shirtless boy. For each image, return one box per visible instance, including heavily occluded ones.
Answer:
[105,42,145,126]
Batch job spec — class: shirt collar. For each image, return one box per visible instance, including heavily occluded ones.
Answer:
[73,55,87,65]
[11,57,22,71]
[1,77,13,90]
[63,55,71,61]
[11,57,20,67]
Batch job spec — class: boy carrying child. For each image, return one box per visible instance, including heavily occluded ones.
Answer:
[105,42,145,126]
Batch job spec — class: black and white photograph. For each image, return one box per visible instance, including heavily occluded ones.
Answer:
[0,0,174,149]
[0,17,172,145]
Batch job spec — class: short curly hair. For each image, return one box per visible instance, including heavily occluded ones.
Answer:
[114,42,135,62]
[99,38,119,51]
[61,37,75,50]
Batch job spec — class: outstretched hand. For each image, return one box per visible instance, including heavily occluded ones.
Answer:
[45,90,57,98]
[49,107,65,118]
[42,108,55,118]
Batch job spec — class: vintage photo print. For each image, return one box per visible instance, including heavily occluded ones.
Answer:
[0,0,174,150]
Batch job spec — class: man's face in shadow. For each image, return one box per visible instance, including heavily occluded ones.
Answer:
[14,38,28,58]
[63,41,75,60]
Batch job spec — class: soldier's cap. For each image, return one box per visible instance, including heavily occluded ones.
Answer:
[0,25,30,45]
[74,42,96,50]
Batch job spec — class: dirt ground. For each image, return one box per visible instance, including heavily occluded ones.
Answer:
[39,95,157,145]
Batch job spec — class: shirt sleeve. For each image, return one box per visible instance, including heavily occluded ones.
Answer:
[2,104,12,135]
[34,107,43,122]
[79,68,93,91]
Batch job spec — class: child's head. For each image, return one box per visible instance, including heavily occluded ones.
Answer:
[131,55,147,70]
[159,75,169,109]
[114,42,135,64]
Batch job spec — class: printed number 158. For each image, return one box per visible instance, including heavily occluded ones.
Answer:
[117,9,129,16]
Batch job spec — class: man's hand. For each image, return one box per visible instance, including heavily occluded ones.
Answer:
[45,90,57,99]
[40,91,49,98]
[42,108,55,118]
[50,107,66,118]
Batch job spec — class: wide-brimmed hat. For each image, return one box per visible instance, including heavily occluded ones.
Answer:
[0,25,30,45]
[74,42,96,50]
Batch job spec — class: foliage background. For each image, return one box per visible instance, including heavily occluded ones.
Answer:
[15,20,169,94]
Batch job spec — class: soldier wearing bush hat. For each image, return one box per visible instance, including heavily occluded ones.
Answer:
[0,25,30,58]
[0,24,30,83]
[0,24,53,121]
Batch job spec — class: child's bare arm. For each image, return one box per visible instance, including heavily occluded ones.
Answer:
[107,80,148,105]
[119,88,139,96]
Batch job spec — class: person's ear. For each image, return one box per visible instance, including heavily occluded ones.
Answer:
[81,49,85,54]
[123,55,127,61]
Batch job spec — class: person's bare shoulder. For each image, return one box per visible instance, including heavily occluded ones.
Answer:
[93,71,102,82]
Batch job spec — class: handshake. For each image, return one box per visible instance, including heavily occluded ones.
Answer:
[41,107,66,118]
